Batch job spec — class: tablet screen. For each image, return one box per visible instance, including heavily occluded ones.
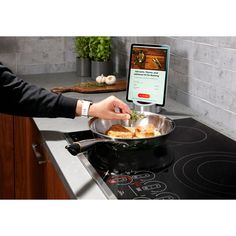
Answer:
[126,44,170,106]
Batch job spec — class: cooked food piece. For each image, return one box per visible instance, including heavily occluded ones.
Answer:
[154,130,161,136]
[126,127,136,135]
[135,124,156,138]
[106,124,161,139]
[106,124,133,138]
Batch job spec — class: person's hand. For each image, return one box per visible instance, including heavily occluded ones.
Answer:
[89,95,131,120]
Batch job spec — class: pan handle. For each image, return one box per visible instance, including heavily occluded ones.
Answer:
[65,138,128,156]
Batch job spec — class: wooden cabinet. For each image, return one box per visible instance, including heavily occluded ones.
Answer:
[0,114,14,199]
[46,160,70,199]
[0,114,70,199]
[14,116,47,199]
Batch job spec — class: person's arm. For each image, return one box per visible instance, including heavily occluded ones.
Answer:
[0,63,77,118]
[0,63,131,120]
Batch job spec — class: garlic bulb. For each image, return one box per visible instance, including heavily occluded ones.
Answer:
[96,74,105,83]
[105,75,116,85]
[101,75,106,83]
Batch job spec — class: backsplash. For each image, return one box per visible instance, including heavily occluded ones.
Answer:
[1,36,235,132]
[0,37,76,74]
[112,36,236,132]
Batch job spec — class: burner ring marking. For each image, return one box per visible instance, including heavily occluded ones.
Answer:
[173,151,236,196]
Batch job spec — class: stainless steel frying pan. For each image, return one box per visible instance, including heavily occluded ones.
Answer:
[65,112,175,155]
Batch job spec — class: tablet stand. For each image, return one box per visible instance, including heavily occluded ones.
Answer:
[132,101,161,114]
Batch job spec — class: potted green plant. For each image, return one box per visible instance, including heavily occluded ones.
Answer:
[89,36,112,80]
[74,36,91,77]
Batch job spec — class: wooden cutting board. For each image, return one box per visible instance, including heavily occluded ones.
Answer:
[50,80,127,94]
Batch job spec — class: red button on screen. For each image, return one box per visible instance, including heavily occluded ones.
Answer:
[138,93,150,98]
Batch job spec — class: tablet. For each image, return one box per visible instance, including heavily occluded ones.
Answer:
[126,44,170,106]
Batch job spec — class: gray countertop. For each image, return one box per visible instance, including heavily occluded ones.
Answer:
[22,72,236,199]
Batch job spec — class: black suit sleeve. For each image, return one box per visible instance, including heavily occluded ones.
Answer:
[0,63,77,118]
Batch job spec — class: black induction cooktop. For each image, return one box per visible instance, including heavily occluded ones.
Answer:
[66,118,236,199]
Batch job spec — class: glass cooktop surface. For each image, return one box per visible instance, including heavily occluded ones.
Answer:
[66,118,236,199]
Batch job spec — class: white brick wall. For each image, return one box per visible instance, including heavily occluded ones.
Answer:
[157,36,236,132]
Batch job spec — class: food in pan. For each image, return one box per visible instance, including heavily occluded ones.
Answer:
[106,124,161,139]
[135,124,157,138]
[106,124,133,138]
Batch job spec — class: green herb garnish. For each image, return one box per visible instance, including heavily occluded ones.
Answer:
[130,110,145,122]
[79,82,107,88]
